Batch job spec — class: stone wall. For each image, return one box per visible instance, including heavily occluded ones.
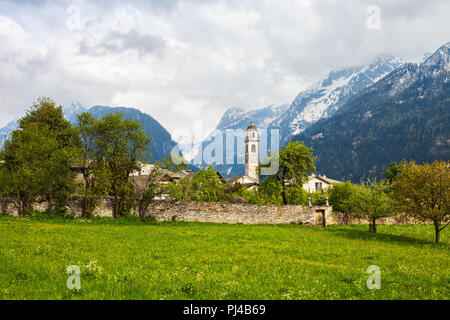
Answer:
[146,201,331,225]
[326,211,423,225]
[0,196,422,225]
[0,196,331,226]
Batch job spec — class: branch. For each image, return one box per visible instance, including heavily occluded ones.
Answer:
[439,220,450,232]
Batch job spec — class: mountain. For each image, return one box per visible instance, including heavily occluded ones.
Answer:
[191,104,289,177]
[293,42,450,182]
[270,56,404,142]
[64,102,88,123]
[87,106,177,161]
[0,120,19,150]
[0,104,177,162]
[0,102,87,149]
[216,104,289,132]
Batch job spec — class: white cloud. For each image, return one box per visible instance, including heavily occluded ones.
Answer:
[0,0,449,138]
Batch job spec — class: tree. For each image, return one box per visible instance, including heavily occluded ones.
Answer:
[0,98,79,215]
[328,181,357,224]
[258,178,283,205]
[261,140,315,205]
[75,112,105,217]
[350,180,397,233]
[75,112,111,217]
[166,167,227,203]
[94,112,152,218]
[382,162,403,184]
[133,157,187,218]
[20,97,80,209]
[18,97,79,149]
[394,161,449,244]
[234,187,266,205]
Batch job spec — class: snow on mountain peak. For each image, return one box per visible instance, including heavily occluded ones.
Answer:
[269,56,405,139]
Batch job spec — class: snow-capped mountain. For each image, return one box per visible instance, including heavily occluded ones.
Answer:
[270,56,405,142]
[0,120,19,149]
[177,104,289,163]
[216,104,289,132]
[190,104,289,177]
[64,102,88,123]
[293,42,450,182]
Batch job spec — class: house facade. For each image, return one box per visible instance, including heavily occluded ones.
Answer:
[302,175,342,193]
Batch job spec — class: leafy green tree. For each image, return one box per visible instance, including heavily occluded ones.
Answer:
[74,112,108,217]
[328,181,358,224]
[394,160,449,244]
[382,162,403,184]
[286,184,308,205]
[350,180,397,233]
[133,157,187,218]
[190,167,227,202]
[167,167,227,203]
[261,140,315,205]
[258,178,283,204]
[235,187,266,205]
[0,98,79,215]
[309,189,328,206]
[19,97,80,148]
[93,112,152,218]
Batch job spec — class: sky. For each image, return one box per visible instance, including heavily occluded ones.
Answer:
[0,0,449,140]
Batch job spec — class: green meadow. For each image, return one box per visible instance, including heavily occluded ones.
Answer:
[0,213,448,300]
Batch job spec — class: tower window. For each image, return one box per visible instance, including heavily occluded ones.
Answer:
[253,132,255,138]
[251,144,256,153]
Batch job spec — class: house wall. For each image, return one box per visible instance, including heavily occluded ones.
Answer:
[302,177,331,193]
[236,176,257,185]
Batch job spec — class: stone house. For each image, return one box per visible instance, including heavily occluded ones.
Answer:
[302,175,342,193]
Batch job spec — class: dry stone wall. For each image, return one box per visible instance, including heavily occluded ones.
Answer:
[0,196,422,225]
[146,201,331,225]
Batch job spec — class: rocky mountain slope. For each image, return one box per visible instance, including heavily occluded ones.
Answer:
[269,56,404,142]
[293,42,450,181]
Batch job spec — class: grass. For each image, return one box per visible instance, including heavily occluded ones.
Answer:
[0,213,448,300]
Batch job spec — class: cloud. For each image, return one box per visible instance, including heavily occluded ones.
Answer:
[78,29,167,56]
[0,0,449,138]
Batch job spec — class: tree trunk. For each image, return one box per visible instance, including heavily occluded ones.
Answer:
[114,195,119,219]
[434,221,440,244]
[369,217,377,233]
[281,177,287,205]
[20,195,32,217]
[81,197,88,218]
[138,200,146,219]
[343,212,349,225]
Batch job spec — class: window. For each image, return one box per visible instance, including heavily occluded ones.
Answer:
[253,132,256,138]
[315,182,323,191]
[251,144,256,153]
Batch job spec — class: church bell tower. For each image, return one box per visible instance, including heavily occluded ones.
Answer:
[245,122,259,183]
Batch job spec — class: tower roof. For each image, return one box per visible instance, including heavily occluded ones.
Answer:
[247,122,257,130]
